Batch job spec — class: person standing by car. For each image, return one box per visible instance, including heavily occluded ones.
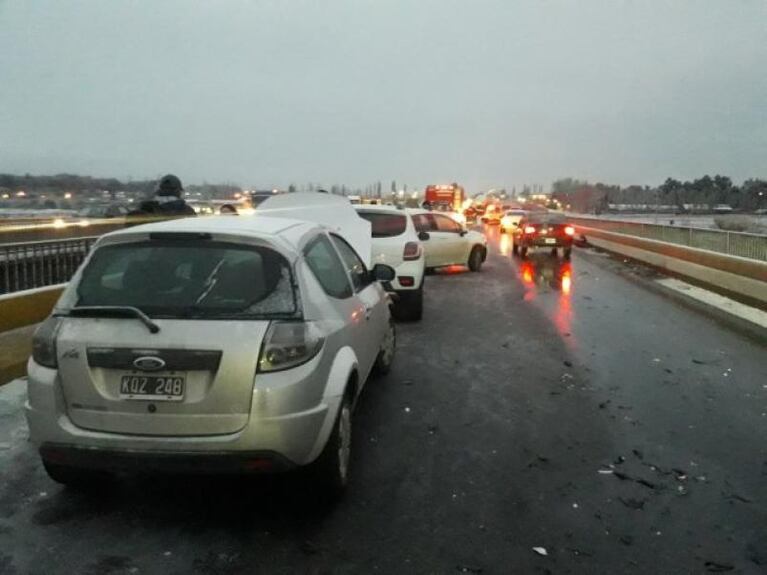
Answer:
[130,174,196,217]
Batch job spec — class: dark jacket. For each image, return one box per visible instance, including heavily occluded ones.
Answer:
[130,197,196,217]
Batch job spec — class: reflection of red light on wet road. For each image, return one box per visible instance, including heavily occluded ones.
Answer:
[442,265,465,274]
[523,268,533,284]
[555,264,573,345]
[520,261,534,284]
[561,269,572,295]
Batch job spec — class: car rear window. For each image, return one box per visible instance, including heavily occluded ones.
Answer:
[357,211,407,237]
[73,240,298,319]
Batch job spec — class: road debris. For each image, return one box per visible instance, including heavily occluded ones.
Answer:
[704,560,734,572]
[456,565,483,574]
[618,497,645,510]
[532,547,548,556]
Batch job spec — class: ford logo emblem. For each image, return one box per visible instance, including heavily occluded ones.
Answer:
[133,356,166,371]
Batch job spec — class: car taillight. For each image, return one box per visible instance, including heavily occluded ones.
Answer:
[564,226,575,236]
[258,321,324,372]
[399,276,415,287]
[32,316,62,368]
[524,226,536,234]
[403,241,421,261]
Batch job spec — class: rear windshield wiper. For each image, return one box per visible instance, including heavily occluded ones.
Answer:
[56,306,161,334]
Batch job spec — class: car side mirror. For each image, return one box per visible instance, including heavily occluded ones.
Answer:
[371,263,396,282]
[418,231,430,241]
[459,229,468,236]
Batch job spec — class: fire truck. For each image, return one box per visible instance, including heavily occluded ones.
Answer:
[423,183,465,212]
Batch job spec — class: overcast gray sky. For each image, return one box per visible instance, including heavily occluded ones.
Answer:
[1,1,765,191]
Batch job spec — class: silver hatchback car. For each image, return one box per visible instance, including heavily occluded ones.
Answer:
[25,200,396,496]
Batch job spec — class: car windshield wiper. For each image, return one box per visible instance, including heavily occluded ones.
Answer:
[57,306,160,334]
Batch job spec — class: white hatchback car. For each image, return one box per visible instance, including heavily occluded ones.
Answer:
[500,209,527,233]
[26,196,396,496]
[355,205,425,321]
[410,210,488,272]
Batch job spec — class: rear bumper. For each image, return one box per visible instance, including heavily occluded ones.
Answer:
[386,259,425,291]
[25,357,342,470]
[524,238,573,248]
[39,444,295,474]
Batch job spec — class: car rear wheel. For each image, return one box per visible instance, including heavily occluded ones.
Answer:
[512,243,519,255]
[520,245,528,258]
[43,461,112,489]
[393,287,423,322]
[311,394,352,498]
[468,247,484,272]
[563,247,572,260]
[373,319,396,375]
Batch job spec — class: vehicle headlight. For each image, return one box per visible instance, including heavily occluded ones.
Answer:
[258,321,324,373]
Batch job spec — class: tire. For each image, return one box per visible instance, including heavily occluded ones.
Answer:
[551,248,558,257]
[43,461,111,489]
[468,247,483,272]
[311,394,353,498]
[373,319,396,375]
[520,245,528,258]
[563,247,572,260]
[512,243,519,255]
[393,287,423,322]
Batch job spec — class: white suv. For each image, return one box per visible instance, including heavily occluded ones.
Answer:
[355,206,425,321]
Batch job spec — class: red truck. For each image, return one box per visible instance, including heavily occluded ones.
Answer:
[424,183,465,212]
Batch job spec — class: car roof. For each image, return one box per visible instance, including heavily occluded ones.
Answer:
[354,204,406,213]
[407,208,454,216]
[101,215,319,255]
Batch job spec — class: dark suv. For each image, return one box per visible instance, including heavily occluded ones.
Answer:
[513,214,575,259]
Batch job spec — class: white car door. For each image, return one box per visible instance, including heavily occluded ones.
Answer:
[329,234,386,377]
[431,214,469,265]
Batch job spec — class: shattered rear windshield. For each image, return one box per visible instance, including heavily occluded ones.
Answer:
[74,240,299,319]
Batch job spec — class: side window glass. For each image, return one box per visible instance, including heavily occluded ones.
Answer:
[434,215,461,233]
[304,235,353,299]
[413,214,434,232]
[330,234,370,292]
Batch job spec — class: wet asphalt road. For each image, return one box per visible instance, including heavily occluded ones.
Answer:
[1,225,766,575]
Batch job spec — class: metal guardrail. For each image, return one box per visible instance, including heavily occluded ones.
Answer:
[0,237,97,295]
[570,217,767,262]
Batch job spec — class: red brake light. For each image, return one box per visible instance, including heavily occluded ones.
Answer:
[403,241,421,261]
[524,226,536,234]
[564,226,575,236]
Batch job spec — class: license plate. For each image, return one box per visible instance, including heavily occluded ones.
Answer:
[544,238,557,244]
[120,375,185,401]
